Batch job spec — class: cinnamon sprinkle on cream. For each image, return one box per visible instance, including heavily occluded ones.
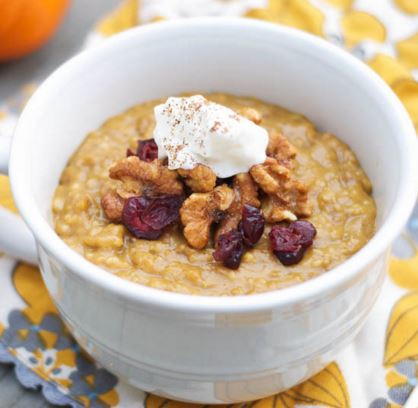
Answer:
[153,95,269,178]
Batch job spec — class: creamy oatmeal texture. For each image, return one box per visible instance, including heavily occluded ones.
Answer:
[53,94,376,296]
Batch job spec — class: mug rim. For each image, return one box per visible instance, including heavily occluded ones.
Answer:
[10,18,418,313]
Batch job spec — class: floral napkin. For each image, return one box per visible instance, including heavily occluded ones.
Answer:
[0,0,417,407]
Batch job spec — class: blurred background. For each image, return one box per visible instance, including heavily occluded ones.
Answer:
[0,3,114,406]
[0,0,114,100]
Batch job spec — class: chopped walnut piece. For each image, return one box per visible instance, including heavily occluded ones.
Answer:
[109,156,184,196]
[216,173,260,238]
[115,184,138,199]
[180,184,234,249]
[250,157,310,222]
[234,173,260,208]
[212,184,235,210]
[101,190,125,222]
[178,164,217,193]
[238,107,262,124]
[267,129,296,168]
[180,194,211,249]
[262,197,298,222]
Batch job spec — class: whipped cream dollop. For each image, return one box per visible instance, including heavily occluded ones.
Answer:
[153,95,269,178]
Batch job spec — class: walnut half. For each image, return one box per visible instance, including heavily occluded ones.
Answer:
[267,129,296,168]
[250,157,310,222]
[178,164,217,193]
[180,184,234,249]
[109,156,184,196]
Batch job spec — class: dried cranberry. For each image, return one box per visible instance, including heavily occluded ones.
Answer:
[122,197,161,240]
[241,205,265,247]
[213,229,245,270]
[269,220,316,266]
[122,195,183,240]
[292,220,316,247]
[137,139,158,162]
[140,195,183,229]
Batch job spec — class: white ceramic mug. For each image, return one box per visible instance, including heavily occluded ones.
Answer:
[1,19,417,404]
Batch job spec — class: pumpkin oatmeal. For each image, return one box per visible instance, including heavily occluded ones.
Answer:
[52,93,376,296]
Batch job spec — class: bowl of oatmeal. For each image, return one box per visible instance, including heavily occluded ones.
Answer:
[52,93,376,296]
[5,19,418,403]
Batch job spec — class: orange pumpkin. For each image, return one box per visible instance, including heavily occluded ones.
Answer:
[0,0,71,62]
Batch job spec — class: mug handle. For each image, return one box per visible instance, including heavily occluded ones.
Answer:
[0,129,38,264]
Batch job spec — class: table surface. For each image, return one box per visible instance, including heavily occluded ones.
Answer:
[0,1,115,406]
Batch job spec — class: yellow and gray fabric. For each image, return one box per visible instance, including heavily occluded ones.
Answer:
[0,0,417,406]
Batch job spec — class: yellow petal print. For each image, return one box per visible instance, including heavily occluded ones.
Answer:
[250,394,296,407]
[246,7,277,22]
[246,0,324,36]
[276,0,325,36]
[0,174,18,213]
[145,363,348,408]
[284,363,350,408]
[392,79,418,133]
[396,32,418,70]
[246,0,282,21]
[384,292,418,366]
[386,369,407,388]
[145,394,295,408]
[98,389,120,407]
[13,263,57,324]
[97,0,138,36]
[322,0,353,9]
[367,54,412,86]
[341,11,386,48]
[389,254,418,290]
[145,393,294,407]
[394,0,418,14]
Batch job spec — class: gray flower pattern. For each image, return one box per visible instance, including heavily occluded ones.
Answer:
[1,309,118,407]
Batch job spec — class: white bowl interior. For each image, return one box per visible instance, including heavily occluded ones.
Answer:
[12,20,416,304]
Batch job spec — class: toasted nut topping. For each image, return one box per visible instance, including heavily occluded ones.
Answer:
[216,173,260,238]
[234,173,260,208]
[178,164,217,193]
[180,194,211,249]
[212,184,235,211]
[262,198,298,222]
[267,129,296,168]
[180,184,234,249]
[238,107,262,124]
[100,106,314,266]
[101,190,125,222]
[109,156,184,196]
[250,157,310,222]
